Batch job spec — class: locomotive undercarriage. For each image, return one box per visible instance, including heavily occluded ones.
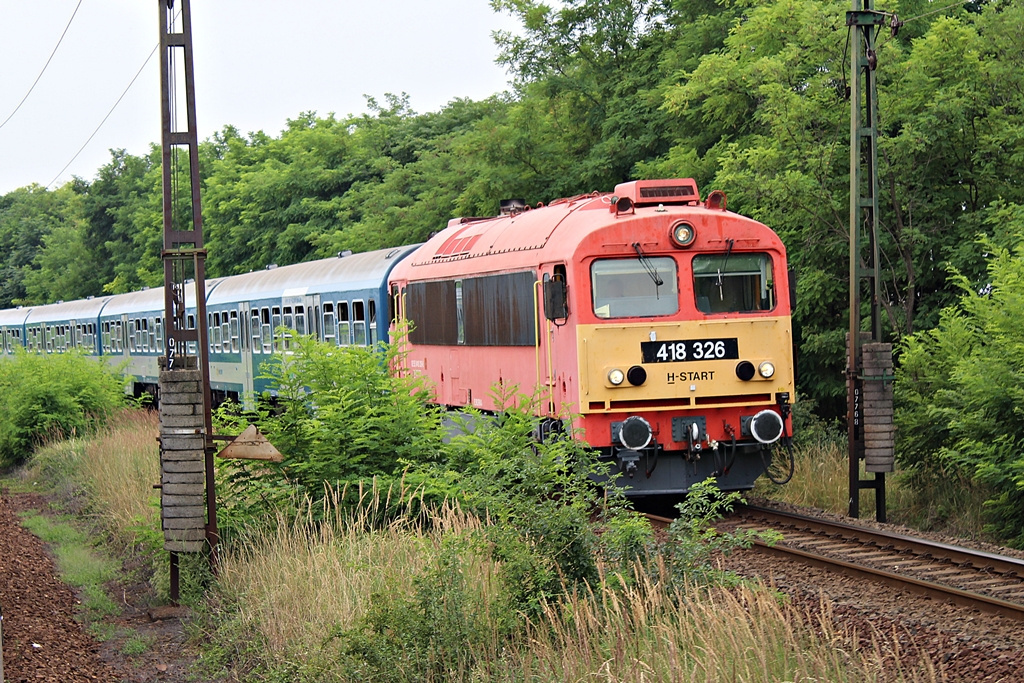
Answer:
[604,396,794,495]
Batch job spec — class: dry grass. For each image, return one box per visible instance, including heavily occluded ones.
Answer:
[24,409,160,541]
[77,410,161,537]
[496,558,934,682]
[216,490,500,657]
[213,491,935,681]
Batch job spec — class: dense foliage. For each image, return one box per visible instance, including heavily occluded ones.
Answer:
[3,1,1024,536]
[896,219,1024,546]
[0,351,126,468]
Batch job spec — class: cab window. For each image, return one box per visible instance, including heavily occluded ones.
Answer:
[693,253,775,313]
[591,258,679,319]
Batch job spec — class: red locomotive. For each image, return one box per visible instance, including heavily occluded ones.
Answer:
[389,178,795,495]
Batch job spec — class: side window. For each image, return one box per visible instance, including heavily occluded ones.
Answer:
[128,320,137,352]
[323,303,336,344]
[251,310,262,353]
[186,314,197,355]
[229,311,240,353]
[368,299,377,345]
[353,300,366,346]
[338,302,350,346]
[261,308,272,354]
[271,307,282,351]
[295,307,306,336]
[155,318,164,352]
[221,313,231,353]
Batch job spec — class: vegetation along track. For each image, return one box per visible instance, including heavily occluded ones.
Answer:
[714,506,1024,621]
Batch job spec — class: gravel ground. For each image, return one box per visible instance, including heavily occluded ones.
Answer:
[719,498,1024,681]
[0,489,195,683]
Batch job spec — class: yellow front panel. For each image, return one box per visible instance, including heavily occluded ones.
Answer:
[577,317,795,412]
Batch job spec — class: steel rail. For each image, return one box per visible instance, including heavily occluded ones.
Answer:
[739,505,1024,576]
[735,505,1024,621]
[750,539,1024,621]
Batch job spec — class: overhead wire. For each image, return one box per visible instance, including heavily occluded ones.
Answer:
[46,42,160,189]
[0,0,84,133]
[46,7,182,190]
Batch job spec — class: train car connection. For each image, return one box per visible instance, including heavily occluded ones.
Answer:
[389,178,795,495]
[0,246,418,408]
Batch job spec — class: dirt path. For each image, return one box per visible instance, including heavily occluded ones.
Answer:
[0,489,197,682]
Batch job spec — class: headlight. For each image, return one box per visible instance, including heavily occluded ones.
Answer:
[670,221,696,248]
[608,368,625,386]
[758,361,776,379]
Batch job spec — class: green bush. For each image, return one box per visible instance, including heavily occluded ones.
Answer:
[213,329,446,535]
[896,227,1024,545]
[0,350,125,468]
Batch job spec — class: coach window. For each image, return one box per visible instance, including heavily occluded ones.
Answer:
[209,313,219,352]
[693,253,775,314]
[323,303,336,344]
[368,300,377,345]
[128,320,138,352]
[295,306,306,337]
[249,310,261,352]
[282,306,294,332]
[338,302,350,346]
[148,318,157,351]
[221,313,231,353]
[353,300,366,346]
[186,314,197,355]
[261,308,272,354]
[272,307,282,351]
[155,319,163,352]
[229,311,240,353]
[591,258,679,319]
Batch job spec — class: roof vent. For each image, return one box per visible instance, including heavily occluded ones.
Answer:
[499,198,527,216]
[612,179,700,207]
[338,250,352,258]
[266,264,278,270]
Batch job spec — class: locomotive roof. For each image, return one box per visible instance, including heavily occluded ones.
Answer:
[392,180,780,281]
[24,296,114,324]
[207,245,420,304]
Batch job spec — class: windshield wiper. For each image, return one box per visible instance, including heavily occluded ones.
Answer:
[715,238,735,299]
[632,242,664,289]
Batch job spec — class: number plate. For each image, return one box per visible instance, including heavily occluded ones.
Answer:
[640,338,739,363]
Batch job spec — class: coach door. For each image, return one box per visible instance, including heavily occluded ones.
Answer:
[238,302,255,401]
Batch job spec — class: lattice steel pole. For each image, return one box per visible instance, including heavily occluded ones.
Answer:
[847,1,894,521]
[158,0,217,599]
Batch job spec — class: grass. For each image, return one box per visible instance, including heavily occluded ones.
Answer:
[2,406,957,681]
[193,492,936,682]
[756,432,994,540]
[16,509,120,622]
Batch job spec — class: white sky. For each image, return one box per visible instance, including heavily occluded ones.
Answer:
[0,0,518,195]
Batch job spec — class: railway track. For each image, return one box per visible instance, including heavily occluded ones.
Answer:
[714,505,1024,621]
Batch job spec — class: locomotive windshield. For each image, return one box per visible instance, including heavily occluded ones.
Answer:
[592,258,679,318]
[693,253,775,313]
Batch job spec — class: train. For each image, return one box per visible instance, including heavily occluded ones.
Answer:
[0,177,795,496]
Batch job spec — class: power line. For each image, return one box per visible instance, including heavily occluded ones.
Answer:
[46,41,160,189]
[0,0,84,132]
